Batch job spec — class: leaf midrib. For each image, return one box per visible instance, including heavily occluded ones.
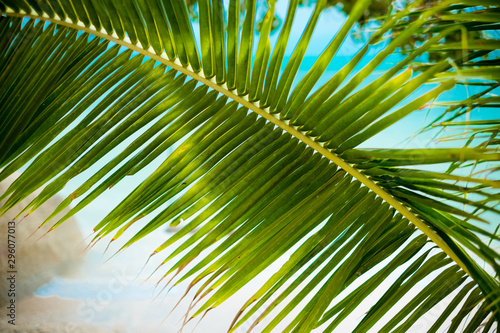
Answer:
[0,9,472,277]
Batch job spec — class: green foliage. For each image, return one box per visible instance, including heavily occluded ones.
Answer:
[0,0,499,331]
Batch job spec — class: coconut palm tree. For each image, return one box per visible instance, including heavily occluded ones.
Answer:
[0,0,499,331]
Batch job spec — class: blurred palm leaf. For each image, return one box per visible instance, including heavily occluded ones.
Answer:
[0,0,499,331]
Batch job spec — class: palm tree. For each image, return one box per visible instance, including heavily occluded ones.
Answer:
[0,0,499,331]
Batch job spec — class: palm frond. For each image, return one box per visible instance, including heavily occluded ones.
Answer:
[0,0,499,331]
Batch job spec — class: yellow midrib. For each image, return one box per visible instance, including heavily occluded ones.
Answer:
[1,9,472,276]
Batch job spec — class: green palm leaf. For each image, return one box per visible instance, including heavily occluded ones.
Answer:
[0,0,499,331]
